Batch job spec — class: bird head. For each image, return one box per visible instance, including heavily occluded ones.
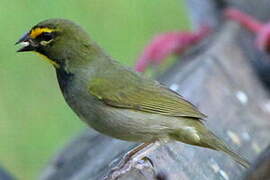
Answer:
[16,19,95,70]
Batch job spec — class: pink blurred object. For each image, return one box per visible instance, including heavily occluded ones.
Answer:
[225,8,270,52]
[135,26,211,72]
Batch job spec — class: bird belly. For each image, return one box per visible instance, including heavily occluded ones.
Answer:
[60,80,200,143]
[63,88,173,142]
[82,105,173,142]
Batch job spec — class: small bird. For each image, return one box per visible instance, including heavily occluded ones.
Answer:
[16,19,249,177]
[135,26,211,72]
[225,8,270,52]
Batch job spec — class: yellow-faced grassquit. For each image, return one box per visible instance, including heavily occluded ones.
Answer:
[16,19,250,172]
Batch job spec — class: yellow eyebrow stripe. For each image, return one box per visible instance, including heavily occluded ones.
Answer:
[30,27,55,39]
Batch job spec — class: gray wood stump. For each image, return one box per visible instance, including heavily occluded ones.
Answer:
[244,145,270,180]
[40,0,270,180]
[0,166,15,180]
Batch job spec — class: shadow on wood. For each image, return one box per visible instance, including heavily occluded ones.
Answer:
[244,145,270,180]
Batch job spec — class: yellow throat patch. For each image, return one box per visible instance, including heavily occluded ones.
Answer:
[34,52,60,68]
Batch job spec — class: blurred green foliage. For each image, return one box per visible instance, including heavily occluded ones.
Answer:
[0,0,189,179]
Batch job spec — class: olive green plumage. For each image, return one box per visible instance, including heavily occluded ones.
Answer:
[16,19,250,168]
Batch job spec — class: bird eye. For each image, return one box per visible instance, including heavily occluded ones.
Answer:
[40,32,53,41]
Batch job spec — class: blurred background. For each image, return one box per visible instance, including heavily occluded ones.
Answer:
[0,0,190,179]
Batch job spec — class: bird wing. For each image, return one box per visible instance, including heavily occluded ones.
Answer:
[88,67,206,119]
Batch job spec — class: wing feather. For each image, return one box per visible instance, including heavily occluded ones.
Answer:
[88,68,206,119]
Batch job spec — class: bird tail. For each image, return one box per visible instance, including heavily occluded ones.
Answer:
[171,121,250,168]
[199,130,250,168]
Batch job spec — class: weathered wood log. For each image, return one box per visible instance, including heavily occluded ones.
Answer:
[0,166,15,180]
[40,0,270,180]
[244,145,270,180]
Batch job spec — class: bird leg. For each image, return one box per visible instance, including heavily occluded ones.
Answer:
[104,142,161,180]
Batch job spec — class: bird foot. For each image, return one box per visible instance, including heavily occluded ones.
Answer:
[104,143,157,180]
[104,156,154,180]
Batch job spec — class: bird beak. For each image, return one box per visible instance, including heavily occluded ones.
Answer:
[15,32,36,52]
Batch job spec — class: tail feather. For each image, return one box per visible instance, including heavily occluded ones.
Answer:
[171,121,250,168]
[202,131,250,168]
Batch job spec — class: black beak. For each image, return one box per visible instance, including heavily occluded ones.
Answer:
[15,32,35,52]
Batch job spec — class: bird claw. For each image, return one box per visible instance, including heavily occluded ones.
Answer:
[104,142,158,179]
[104,157,135,180]
[104,156,154,180]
